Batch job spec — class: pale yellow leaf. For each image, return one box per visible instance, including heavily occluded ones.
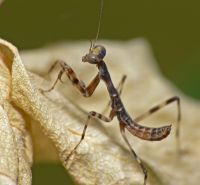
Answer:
[0,40,32,185]
[1,38,200,185]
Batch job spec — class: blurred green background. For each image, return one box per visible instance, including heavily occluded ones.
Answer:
[0,0,199,184]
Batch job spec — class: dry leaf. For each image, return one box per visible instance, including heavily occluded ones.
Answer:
[0,40,32,185]
[0,38,199,185]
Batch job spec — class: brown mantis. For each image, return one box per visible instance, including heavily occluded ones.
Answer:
[41,0,181,185]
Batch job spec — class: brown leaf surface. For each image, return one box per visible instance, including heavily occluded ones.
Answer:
[0,38,200,185]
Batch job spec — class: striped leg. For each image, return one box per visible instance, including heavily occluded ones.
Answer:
[135,96,181,150]
[102,75,127,114]
[117,75,127,95]
[120,123,147,185]
[41,60,100,97]
[65,109,116,161]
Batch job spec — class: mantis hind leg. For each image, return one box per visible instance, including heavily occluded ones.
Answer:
[120,123,147,185]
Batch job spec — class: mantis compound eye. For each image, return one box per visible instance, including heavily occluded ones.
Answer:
[82,45,106,64]
[91,45,106,60]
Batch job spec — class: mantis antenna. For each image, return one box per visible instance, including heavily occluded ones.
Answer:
[93,0,104,47]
